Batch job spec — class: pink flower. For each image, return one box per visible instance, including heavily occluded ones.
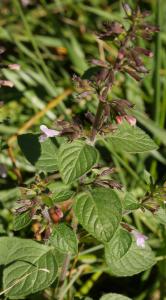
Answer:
[115,115,136,126]
[115,115,124,124]
[125,115,136,126]
[55,207,64,219]
[0,80,14,88]
[39,125,60,142]
[21,0,31,6]
[131,230,148,248]
[8,64,20,70]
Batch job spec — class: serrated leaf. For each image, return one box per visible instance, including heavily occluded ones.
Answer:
[50,223,78,255]
[18,134,58,172]
[74,188,122,242]
[0,237,57,298]
[123,193,140,211]
[155,207,166,225]
[100,293,131,300]
[105,239,156,276]
[106,122,158,153]
[58,140,98,184]
[51,189,74,203]
[13,211,32,231]
[107,228,132,259]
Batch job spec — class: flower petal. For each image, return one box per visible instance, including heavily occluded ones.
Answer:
[39,134,47,143]
[40,125,60,137]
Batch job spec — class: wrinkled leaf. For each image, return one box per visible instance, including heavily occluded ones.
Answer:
[50,223,78,255]
[51,189,74,203]
[58,140,98,184]
[107,228,132,259]
[0,237,57,298]
[13,211,32,231]
[74,188,122,242]
[123,193,140,211]
[105,239,156,276]
[106,123,158,153]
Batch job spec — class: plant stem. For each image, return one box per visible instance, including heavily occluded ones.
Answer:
[57,254,71,300]
[58,265,87,300]
[91,101,104,141]
[90,19,136,142]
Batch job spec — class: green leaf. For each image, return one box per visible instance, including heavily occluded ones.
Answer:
[107,228,132,260]
[105,239,156,276]
[100,293,131,300]
[18,134,58,172]
[0,237,57,298]
[50,223,78,255]
[48,181,74,203]
[58,140,98,184]
[13,211,32,231]
[82,66,103,80]
[106,122,158,153]
[123,193,140,211]
[74,188,122,242]
[155,207,166,225]
[51,189,74,203]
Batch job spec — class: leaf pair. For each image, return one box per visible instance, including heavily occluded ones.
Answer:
[0,237,58,298]
[18,135,98,184]
[18,123,157,186]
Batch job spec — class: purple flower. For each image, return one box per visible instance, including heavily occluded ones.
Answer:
[39,125,60,142]
[131,230,148,248]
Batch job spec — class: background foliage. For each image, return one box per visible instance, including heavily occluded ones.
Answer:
[0,0,166,299]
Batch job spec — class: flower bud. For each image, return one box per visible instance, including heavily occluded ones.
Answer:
[115,115,123,124]
[116,115,136,126]
[49,207,63,223]
[134,47,153,57]
[91,59,108,68]
[122,3,132,17]
[8,64,20,70]
[0,164,7,178]
[118,48,126,60]
[0,80,14,88]
[124,67,141,81]
[125,115,136,126]
[0,47,5,54]
[131,230,148,248]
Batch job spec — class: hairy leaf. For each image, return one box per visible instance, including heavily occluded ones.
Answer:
[51,189,74,203]
[106,122,158,153]
[105,239,156,276]
[13,211,32,231]
[123,193,140,211]
[58,140,98,184]
[155,207,166,225]
[74,188,122,242]
[107,228,132,259]
[50,223,78,255]
[0,237,57,298]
